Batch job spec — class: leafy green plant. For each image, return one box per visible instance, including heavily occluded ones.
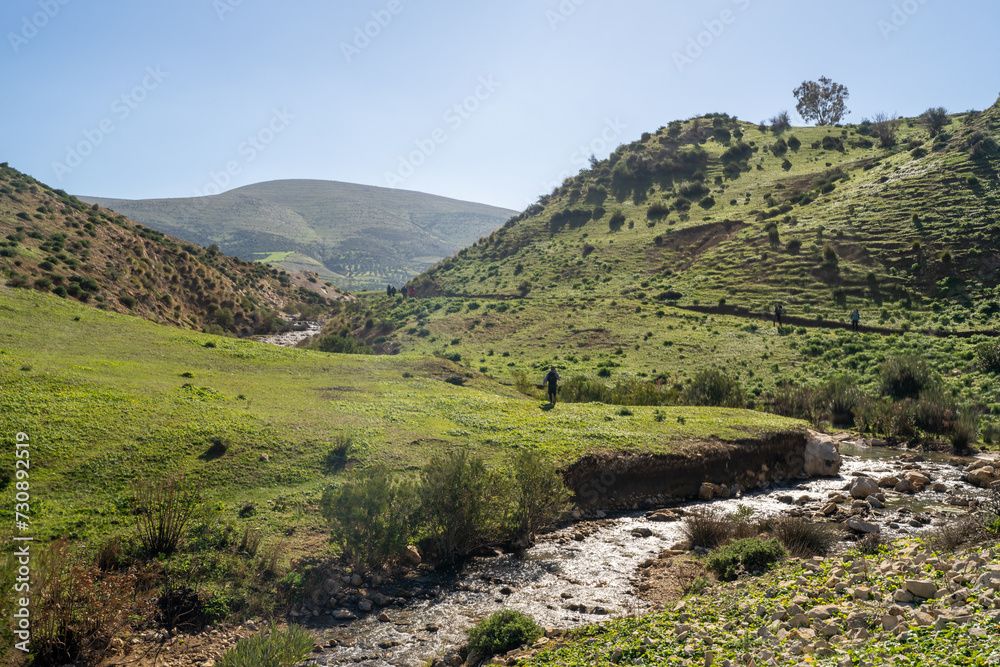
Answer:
[218,623,314,667]
[706,538,787,581]
[683,368,745,408]
[879,355,938,400]
[467,610,543,660]
[320,465,416,572]
[510,450,571,545]
[418,450,511,563]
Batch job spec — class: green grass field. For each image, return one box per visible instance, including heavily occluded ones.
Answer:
[0,285,802,545]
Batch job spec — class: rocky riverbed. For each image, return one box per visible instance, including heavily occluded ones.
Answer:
[104,439,997,667]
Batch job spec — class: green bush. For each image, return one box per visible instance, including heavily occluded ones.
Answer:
[467,610,544,660]
[419,451,511,563]
[320,465,416,572]
[510,450,571,545]
[317,333,373,355]
[683,368,744,408]
[218,623,313,667]
[706,538,787,581]
[976,340,1000,373]
[879,355,938,400]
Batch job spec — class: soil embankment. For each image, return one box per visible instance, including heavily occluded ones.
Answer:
[562,430,814,509]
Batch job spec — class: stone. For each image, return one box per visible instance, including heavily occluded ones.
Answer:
[912,611,935,627]
[332,609,357,620]
[821,503,838,516]
[404,545,422,565]
[968,466,998,488]
[699,483,715,500]
[631,527,653,538]
[894,478,917,494]
[892,589,914,603]
[350,573,363,587]
[933,483,948,493]
[878,475,899,488]
[804,431,843,476]
[846,517,879,533]
[850,477,879,499]
[378,612,391,622]
[881,614,899,631]
[867,496,885,509]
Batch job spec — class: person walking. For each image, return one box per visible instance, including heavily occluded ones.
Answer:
[543,366,560,405]
[774,303,784,327]
[850,308,860,333]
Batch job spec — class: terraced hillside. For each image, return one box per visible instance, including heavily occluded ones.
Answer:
[0,164,341,335]
[81,180,517,290]
[364,98,1000,412]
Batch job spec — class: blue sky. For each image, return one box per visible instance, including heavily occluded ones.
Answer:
[3,0,999,210]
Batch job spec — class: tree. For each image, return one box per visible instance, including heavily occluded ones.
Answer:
[921,106,949,136]
[793,77,850,126]
[872,112,901,148]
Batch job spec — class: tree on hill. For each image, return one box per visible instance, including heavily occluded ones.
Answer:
[793,77,850,126]
[872,112,902,148]
[921,107,949,136]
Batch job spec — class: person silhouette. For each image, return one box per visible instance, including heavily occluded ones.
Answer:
[543,366,560,404]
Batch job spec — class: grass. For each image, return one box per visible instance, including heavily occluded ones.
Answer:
[0,285,803,546]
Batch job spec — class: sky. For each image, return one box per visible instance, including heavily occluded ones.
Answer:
[2,0,999,211]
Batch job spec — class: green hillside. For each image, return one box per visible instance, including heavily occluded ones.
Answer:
[365,98,1000,417]
[80,180,517,290]
[0,284,800,544]
[0,164,340,335]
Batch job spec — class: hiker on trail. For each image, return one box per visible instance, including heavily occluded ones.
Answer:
[386,284,392,297]
[543,366,560,404]
[850,308,860,332]
[774,304,784,327]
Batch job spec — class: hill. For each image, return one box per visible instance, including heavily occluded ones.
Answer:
[363,97,1000,419]
[0,163,342,336]
[80,180,517,290]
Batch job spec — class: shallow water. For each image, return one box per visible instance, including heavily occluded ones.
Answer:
[304,444,989,667]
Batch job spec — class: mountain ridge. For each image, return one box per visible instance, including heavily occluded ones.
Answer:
[80,179,517,290]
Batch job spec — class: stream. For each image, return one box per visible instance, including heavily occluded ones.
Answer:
[301,443,991,667]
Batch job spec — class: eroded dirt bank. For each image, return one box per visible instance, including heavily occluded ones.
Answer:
[563,430,811,509]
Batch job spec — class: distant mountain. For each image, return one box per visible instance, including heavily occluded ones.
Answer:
[80,180,517,290]
[0,164,342,335]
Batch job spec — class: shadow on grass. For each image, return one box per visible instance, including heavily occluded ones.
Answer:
[539,403,555,411]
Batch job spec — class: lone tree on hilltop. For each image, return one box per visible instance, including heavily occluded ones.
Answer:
[921,106,949,136]
[793,76,850,126]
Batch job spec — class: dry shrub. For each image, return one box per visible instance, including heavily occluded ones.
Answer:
[133,474,200,556]
[33,540,152,666]
[769,516,840,557]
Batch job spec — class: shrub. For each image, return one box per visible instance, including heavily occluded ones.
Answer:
[706,538,787,581]
[681,508,733,549]
[31,540,150,666]
[133,475,200,556]
[786,238,802,253]
[321,465,416,572]
[878,355,937,400]
[119,294,137,308]
[418,451,512,563]
[608,211,626,230]
[317,333,373,355]
[976,340,1000,373]
[787,135,801,151]
[467,610,544,660]
[324,432,353,471]
[647,202,671,219]
[683,368,744,408]
[218,623,314,667]
[510,450,571,545]
[769,517,838,557]
[949,409,979,453]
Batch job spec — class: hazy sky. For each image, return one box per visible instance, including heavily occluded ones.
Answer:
[3,0,999,210]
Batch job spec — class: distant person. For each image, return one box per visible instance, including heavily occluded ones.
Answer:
[408,287,416,298]
[850,308,860,333]
[774,304,784,327]
[543,366,560,404]
[386,284,392,297]
[390,285,397,296]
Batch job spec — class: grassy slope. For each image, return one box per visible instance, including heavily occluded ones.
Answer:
[0,285,801,544]
[0,164,340,334]
[81,179,518,290]
[372,101,1000,414]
